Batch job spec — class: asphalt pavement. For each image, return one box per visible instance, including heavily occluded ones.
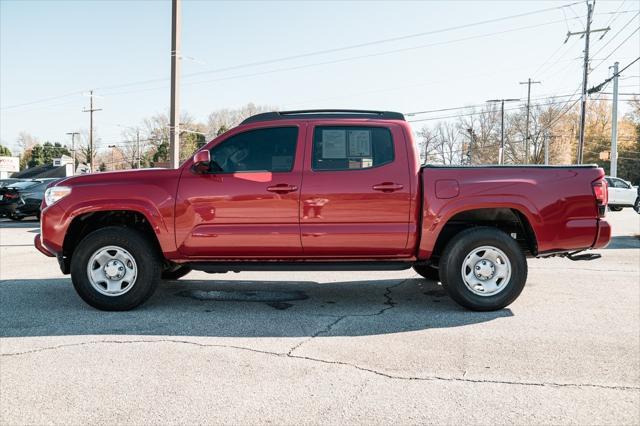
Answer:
[1,210,639,425]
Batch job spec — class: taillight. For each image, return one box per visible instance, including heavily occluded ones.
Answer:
[592,178,608,217]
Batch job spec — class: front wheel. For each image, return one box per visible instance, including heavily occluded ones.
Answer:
[439,227,527,311]
[70,226,161,311]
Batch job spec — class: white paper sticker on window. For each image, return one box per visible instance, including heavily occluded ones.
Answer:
[322,130,347,159]
[348,130,371,157]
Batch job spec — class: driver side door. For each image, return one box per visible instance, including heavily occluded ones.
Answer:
[175,125,305,258]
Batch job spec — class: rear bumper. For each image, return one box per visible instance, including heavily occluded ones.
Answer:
[34,233,55,257]
[592,219,611,249]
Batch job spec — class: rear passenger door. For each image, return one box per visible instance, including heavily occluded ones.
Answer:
[299,123,412,257]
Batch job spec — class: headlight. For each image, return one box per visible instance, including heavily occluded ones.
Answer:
[44,186,72,206]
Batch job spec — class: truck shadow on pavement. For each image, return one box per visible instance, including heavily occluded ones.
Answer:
[0,277,513,338]
[605,235,640,249]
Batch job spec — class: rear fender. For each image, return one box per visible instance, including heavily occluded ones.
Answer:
[418,195,541,259]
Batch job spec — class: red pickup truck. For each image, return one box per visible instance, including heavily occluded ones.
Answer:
[35,110,611,312]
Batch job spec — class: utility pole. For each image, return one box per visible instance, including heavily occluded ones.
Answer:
[136,128,141,169]
[65,131,80,175]
[83,90,102,172]
[487,98,520,165]
[564,1,610,164]
[519,78,541,164]
[169,0,181,169]
[610,61,619,177]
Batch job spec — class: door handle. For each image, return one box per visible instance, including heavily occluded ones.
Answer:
[372,182,403,192]
[267,184,298,194]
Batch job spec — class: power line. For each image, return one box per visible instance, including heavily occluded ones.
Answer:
[407,96,584,123]
[1,2,585,109]
[588,56,640,93]
[591,27,640,72]
[590,11,639,60]
[102,17,585,99]
[95,1,585,93]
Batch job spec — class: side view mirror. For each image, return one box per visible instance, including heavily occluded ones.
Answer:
[192,150,211,174]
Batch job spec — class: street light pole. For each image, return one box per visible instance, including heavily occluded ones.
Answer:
[108,145,117,170]
[65,132,80,175]
[610,62,619,177]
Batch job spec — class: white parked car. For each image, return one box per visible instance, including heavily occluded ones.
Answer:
[605,176,637,211]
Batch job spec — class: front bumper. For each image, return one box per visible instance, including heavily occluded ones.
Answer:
[34,234,55,257]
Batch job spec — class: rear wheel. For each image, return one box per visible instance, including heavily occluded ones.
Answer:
[439,227,527,311]
[413,264,440,281]
[70,226,161,311]
[609,206,623,212]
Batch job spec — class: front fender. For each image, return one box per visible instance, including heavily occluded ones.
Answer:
[41,182,177,256]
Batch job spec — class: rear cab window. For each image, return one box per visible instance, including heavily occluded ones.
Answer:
[312,126,394,171]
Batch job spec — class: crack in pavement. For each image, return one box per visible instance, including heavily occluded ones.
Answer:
[3,278,638,392]
[286,280,404,356]
[2,337,638,392]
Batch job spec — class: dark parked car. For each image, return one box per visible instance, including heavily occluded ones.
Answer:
[0,178,23,188]
[0,178,59,220]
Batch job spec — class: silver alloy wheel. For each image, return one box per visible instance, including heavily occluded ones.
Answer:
[87,245,138,297]
[461,245,512,297]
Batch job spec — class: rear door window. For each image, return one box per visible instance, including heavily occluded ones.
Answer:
[312,126,394,171]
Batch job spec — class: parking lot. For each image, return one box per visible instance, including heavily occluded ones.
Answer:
[1,210,638,424]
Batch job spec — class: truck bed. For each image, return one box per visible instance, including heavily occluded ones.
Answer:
[418,164,607,258]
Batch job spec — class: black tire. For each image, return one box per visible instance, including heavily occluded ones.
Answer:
[161,265,192,280]
[70,226,161,311]
[634,198,640,213]
[9,214,23,221]
[609,206,623,212]
[439,227,527,311]
[413,264,440,281]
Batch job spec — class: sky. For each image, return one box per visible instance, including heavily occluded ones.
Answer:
[1,0,638,154]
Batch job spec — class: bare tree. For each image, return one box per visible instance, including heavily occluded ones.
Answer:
[457,106,501,164]
[416,127,438,164]
[433,122,462,165]
[206,103,276,137]
[16,131,39,152]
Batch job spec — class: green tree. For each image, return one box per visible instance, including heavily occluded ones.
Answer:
[152,142,169,164]
[98,162,107,172]
[180,132,206,162]
[216,125,229,136]
[23,142,71,168]
[0,145,11,156]
[28,145,45,168]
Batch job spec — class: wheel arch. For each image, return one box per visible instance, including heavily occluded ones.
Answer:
[425,207,538,264]
[60,209,166,274]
